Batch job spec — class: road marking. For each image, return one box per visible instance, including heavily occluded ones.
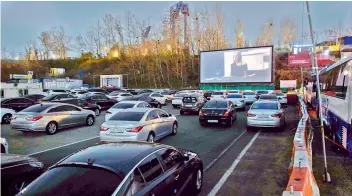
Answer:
[27,136,99,156]
[204,130,247,172]
[207,131,261,196]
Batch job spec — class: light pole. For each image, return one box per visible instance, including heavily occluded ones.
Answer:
[306,1,331,183]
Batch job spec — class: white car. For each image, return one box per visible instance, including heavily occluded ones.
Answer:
[247,100,286,129]
[211,91,226,100]
[107,92,133,101]
[1,108,16,124]
[226,93,245,110]
[271,92,288,107]
[172,93,189,108]
[1,137,8,153]
[227,90,240,94]
[149,93,167,105]
[243,91,257,104]
[105,101,150,121]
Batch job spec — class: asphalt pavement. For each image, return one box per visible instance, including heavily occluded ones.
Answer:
[1,103,299,195]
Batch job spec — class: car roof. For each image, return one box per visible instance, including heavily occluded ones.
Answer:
[260,95,277,98]
[118,101,143,104]
[55,142,168,176]
[120,107,154,112]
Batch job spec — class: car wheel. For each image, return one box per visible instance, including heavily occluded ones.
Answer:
[45,121,58,135]
[172,104,177,108]
[171,122,178,135]
[180,110,185,115]
[86,115,95,126]
[2,113,12,124]
[147,133,155,143]
[94,108,101,116]
[191,168,203,194]
[8,176,32,196]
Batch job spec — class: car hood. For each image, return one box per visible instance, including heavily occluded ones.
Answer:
[1,153,38,167]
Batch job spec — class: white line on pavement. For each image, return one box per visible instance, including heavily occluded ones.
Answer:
[27,136,99,156]
[204,130,247,172]
[207,131,261,196]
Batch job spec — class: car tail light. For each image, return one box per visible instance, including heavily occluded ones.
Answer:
[26,116,43,121]
[223,111,229,116]
[127,126,144,133]
[100,126,109,131]
[106,111,112,114]
[271,113,282,118]
[247,113,256,117]
[199,110,203,116]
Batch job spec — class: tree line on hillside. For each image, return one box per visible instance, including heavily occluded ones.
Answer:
[1,6,351,88]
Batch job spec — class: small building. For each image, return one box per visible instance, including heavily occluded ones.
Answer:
[1,82,43,99]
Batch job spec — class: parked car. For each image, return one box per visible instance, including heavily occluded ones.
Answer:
[23,94,46,103]
[52,98,102,116]
[19,142,203,196]
[40,94,75,102]
[101,108,178,142]
[226,93,245,110]
[199,99,237,127]
[227,90,239,94]
[105,101,151,121]
[11,103,95,135]
[149,92,167,105]
[1,98,36,112]
[160,91,173,101]
[256,90,269,99]
[247,100,286,130]
[1,107,16,124]
[107,92,133,101]
[70,89,89,97]
[172,93,189,108]
[271,92,288,107]
[87,88,108,94]
[242,91,257,105]
[1,137,8,153]
[1,153,44,196]
[180,94,207,115]
[210,91,226,100]
[81,94,117,110]
[258,94,279,101]
[203,90,214,100]
[123,93,162,108]
[104,88,121,94]
[46,89,68,96]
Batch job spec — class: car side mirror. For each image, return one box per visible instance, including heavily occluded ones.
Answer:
[168,113,172,117]
[183,154,190,161]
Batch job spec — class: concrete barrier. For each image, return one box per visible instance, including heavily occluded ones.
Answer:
[283,97,320,196]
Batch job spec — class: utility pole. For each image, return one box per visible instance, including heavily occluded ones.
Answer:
[306,1,331,183]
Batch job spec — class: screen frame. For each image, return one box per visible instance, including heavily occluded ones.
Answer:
[199,45,274,84]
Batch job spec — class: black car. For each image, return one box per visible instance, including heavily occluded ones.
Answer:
[123,93,162,108]
[40,94,75,102]
[52,98,102,116]
[199,99,237,127]
[18,142,203,196]
[203,91,214,100]
[23,94,46,103]
[87,88,108,94]
[180,94,207,115]
[1,154,44,196]
[1,98,36,112]
[81,94,117,110]
[256,90,269,99]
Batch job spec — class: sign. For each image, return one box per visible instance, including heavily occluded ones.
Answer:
[280,80,297,88]
[10,74,32,80]
[50,68,65,76]
[27,71,33,75]
[288,52,335,67]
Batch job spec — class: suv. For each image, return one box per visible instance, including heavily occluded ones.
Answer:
[52,98,102,116]
[180,94,207,115]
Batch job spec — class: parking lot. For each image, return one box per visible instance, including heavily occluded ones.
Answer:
[1,102,299,195]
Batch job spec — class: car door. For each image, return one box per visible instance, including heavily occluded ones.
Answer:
[47,106,71,128]
[65,105,86,126]
[101,95,115,108]
[150,93,162,104]
[23,98,35,110]
[145,110,164,140]
[156,110,173,135]
[13,98,29,111]
[91,95,103,108]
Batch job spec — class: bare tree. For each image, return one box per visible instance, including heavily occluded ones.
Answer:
[86,23,102,57]
[38,31,52,60]
[235,18,244,48]
[348,12,352,36]
[50,27,71,59]
[102,14,118,49]
[74,34,87,54]
[279,18,296,49]
[1,47,8,59]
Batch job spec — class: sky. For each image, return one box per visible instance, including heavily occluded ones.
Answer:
[1,1,351,57]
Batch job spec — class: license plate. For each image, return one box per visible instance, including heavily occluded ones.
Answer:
[110,128,124,133]
[208,120,218,123]
[185,104,193,107]
[258,115,268,118]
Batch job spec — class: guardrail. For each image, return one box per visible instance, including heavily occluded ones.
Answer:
[282,97,320,196]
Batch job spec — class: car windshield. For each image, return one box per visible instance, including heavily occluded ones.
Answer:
[111,103,135,109]
[109,111,146,121]
[109,92,119,96]
[212,92,224,95]
[251,102,278,110]
[227,94,242,98]
[260,96,277,100]
[161,91,169,95]
[257,91,268,94]
[243,92,255,95]
[42,95,57,100]
[183,97,197,103]
[1,98,10,103]
[21,104,52,112]
[20,166,122,196]
[203,101,227,108]
[53,90,66,92]
[229,91,238,93]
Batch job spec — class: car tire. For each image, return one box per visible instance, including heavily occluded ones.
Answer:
[2,113,12,124]
[171,122,178,135]
[86,115,95,126]
[45,121,58,135]
[180,110,185,115]
[147,132,155,143]
[172,104,177,108]
[191,168,203,194]
[94,108,101,116]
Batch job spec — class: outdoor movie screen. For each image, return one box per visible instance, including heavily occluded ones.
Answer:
[200,46,273,83]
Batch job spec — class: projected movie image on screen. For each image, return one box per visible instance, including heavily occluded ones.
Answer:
[200,47,273,83]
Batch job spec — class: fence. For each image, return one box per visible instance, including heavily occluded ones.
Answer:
[282,97,320,196]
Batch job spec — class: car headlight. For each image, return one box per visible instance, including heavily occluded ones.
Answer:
[29,161,44,168]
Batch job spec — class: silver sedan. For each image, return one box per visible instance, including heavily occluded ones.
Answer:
[100,108,178,142]
[11,103,95,135]
[247,100,286,129]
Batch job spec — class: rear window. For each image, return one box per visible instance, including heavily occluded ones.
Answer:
[212,92,224,95]
[229,91,238,93]
[53,90,66,93]
[203,101,227,108]
[257,91,268,94]
[111,103,135,109]
[183,97,197,103]
[260,96,277,100]
[20,166,122,196]
[251,102,278,110]
[77,91,87,94]
[41,95,57,100]
[161,92,169,95]
[227,94,242,98]
[243,92,255,95]
[273,93,284,96]
[109,111,145,121]
[21,104,52,112]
